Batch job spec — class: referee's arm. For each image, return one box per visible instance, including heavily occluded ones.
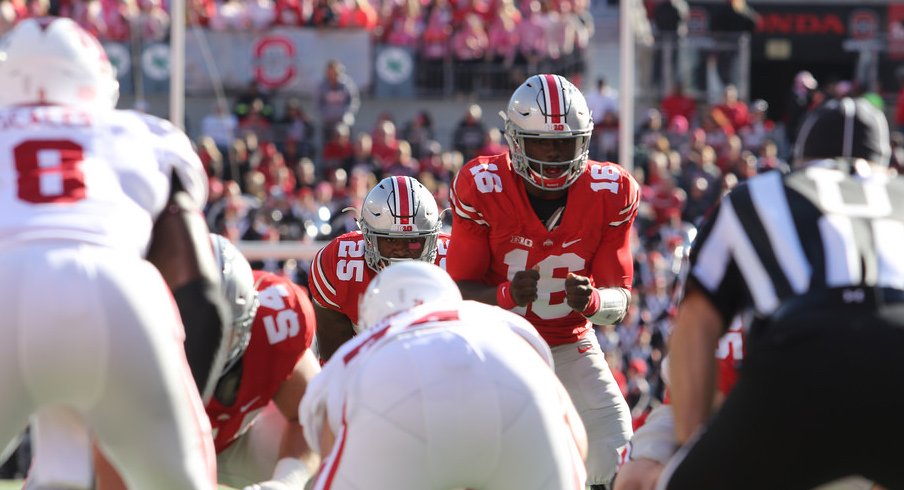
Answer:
[669,283,725,445]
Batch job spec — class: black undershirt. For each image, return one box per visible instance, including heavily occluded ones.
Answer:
[527,192,568,230]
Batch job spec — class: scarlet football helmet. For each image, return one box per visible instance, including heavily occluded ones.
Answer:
[504,74,593,190]
[358,176,441,271]
[358,261,462,330]
[210,234,260,372]
[0,17,119,109]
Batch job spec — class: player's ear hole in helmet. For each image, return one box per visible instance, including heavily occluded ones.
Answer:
[503,74,593,191]
[210,234,260,374]
[357,176,442,271]
[357,261,463,330]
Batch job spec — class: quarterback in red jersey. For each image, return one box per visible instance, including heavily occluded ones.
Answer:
[447,73,639,488]
[309,175,450,361]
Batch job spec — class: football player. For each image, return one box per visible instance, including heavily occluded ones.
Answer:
[301,261,588,489]
[0,17,227,489]
[309,175,450,361]
[29,235,321,489]
[447,73,639,488]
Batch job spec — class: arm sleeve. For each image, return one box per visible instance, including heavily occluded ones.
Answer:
[308,243,344,311]
[446,169,493,282]
[590,165,640,289]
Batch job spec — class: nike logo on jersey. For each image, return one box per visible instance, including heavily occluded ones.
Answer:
[562,238,582,248]
[577,345,593,354]
[240,396,261,413]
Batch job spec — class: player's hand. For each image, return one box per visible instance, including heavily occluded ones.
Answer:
[510,269,540,306]
[565,272,594,313]
[612,458,665,490]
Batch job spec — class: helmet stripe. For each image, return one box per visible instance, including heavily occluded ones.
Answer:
[543,74,563,124]
[394,176,412,224]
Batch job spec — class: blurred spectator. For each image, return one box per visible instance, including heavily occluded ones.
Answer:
[450,13,488,94]
[660,82,696,126]
[210,0,253,30]
[596,110,620,162]
[338,0,377,29]
[451,103,487,161]
[321,123,354,178]
[713,84,748,131]
[272,0,308,25]
[278,98,316,161]
[348,132,376,174]
[371,119,401,171]
[516,0,548,77]
[201,100,239,157]
[308,0,341,26]
[476,127,508,157]
[485,0,521,90]
[784,70,819,147]
[237,98,274,142]
[896,69,904,131]
[317,59,360,144]
[234,81,275,123]
[652,0,688,37]
[134,0,170,41]
[755,139,788,173]
[382,0,420,47]
[381,140,420,177]
[709,0,757,87]
[401,110,434,159]
[586,77,618,126]
[418,0,453,90]
[188,0,217,26]
[738,98,775,154]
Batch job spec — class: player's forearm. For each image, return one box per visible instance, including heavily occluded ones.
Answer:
[669,291,723,444]
[456,280,500,305]
[277,422,318,473]
[314,306,356,362]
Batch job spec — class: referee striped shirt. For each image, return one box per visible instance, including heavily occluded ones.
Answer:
[688,162,904,326]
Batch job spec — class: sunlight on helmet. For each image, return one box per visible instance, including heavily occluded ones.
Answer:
[357,261,463,331]
[358,176,441,271]
[0,17,119,109]
[504,74,593,191]
[210,234,260,373]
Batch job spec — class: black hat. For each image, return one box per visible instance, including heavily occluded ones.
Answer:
[793,97,890,166]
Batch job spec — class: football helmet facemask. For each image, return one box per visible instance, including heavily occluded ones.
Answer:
[0,17,119,109]
[210,234,260,374]
[357,261,462,331]
[504,74,593,190]
[358,176,441,271]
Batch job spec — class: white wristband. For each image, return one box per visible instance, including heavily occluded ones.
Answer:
[584,287,629,325]
[272,457,311,487]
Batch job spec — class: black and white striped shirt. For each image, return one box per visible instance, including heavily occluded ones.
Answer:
[688,162,904,325]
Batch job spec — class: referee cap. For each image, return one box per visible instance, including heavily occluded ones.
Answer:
[793,97,890,166]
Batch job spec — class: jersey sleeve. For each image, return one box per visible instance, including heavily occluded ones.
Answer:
[447,165,493,282]
[590,163,640,289]
[137,112,208,208]
[309,239,346,312]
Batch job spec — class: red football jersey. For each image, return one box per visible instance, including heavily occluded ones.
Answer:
[309,230,452,326]
[206,270,316,453]
[448,152,639,346]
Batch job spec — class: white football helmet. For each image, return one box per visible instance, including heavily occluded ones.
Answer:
[504,74,593,190]
[0,17,119,109]
[210,234,260,373]
[358,261,463,331]
[358,176,441,271]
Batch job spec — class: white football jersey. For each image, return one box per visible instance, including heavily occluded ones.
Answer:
[0,106,206,256]
[300,300,553,454]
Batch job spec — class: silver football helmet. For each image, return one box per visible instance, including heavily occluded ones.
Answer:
[503,74,593,190]
[210,234,260,373]
[358,176,441,271]
[358,261,463,330]
[0,17,119,109]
